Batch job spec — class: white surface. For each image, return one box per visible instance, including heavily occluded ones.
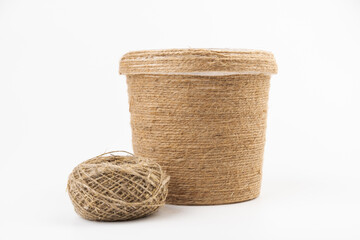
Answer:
[0,0,359,239]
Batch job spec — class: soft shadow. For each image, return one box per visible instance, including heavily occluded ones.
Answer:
[126,204,183,223]
[52,203,183,226]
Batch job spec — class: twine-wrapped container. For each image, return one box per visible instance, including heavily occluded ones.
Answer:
[120,49,277,205]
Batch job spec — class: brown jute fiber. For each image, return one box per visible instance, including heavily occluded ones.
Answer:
[67,151,170,221]
[119,49,277,205]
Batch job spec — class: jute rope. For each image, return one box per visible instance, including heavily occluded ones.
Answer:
[120,49,277,205]
[119,48,277,75]
[67,151,170,221]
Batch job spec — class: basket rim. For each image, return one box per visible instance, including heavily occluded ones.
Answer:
[119,48,277,76]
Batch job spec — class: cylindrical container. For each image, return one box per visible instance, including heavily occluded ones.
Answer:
[120,49,277,205]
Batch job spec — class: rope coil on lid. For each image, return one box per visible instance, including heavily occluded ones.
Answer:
[120,48,277,75]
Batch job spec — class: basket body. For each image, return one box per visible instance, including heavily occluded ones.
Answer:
[120,49,277,205]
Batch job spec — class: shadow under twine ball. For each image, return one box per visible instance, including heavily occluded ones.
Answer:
[67,151,170,221]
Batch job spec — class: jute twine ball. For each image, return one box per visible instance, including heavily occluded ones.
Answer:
[67,151,170,221]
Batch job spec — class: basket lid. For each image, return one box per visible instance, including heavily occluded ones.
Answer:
[119,48,277,76]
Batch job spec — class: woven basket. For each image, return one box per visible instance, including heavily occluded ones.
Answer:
[119,49,277,205]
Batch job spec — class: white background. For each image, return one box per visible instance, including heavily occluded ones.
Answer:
[1,0,359,239]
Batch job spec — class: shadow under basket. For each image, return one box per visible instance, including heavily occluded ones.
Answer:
[119,49,278,205]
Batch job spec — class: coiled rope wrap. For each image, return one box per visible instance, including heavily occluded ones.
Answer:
[67,151,170,221]
[120,49,277,205]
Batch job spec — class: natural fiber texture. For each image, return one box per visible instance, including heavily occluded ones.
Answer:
[120,49,277,205]
[126,74,270,205]
[67,151,170,221]
[120,48,277,75]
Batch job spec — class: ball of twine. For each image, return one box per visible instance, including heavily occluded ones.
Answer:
[67,151,170,221]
